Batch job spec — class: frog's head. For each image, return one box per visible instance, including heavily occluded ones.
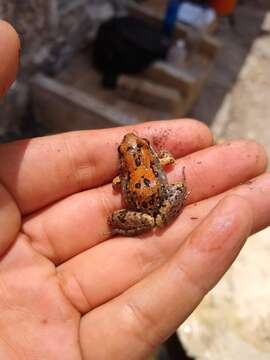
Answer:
[118,133,150,155]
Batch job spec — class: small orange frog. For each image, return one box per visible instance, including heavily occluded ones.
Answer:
[108,133,187,236]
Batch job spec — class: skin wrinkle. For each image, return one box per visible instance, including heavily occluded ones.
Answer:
[96,186,117,220]
[0,335,21,360]
[32,139,63,199]
[121,301,160,353]
[39,216,61,264]
[140,236,169,274]
[0,185,21,254]
[0,272,24,314]
[83,139,108,189]
[60,134,84,194]
[172,258,207,297]
[128,239,164,282]
[65,135,96,191]
[57,270,91,315]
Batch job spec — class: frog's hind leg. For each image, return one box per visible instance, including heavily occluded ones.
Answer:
[155,182,187,227]
[158,150,175,167]
[108,209,155,236]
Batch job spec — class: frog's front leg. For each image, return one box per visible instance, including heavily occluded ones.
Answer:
[156,183,187,227]
[158,150,175,167]
[108,209,155,236]
[112,175,121,190]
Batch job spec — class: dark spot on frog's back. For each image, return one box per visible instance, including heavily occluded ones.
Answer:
[142,201,148,208]
[152,209,159,217]
[135,158,141,166]
[135,183,141,189]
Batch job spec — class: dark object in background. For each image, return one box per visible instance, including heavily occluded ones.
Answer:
[167,333,195,360]
[92,16,170,88]
[159,332,195,360]
[163,0,180,37]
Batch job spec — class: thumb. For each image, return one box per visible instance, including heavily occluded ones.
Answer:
[0,20,20,96]
[0,183,21,255]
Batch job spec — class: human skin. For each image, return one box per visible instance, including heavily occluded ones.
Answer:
[0,20,270,359]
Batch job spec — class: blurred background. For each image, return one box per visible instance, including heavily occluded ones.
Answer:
[1,1,270,359]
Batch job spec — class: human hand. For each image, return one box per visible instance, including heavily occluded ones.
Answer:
[1,20,270,359]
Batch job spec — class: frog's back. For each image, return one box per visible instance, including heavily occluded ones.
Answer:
[118,133,168,215]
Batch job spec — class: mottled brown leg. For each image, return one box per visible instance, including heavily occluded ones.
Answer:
[156,183,187,227]
[108,209,155,236]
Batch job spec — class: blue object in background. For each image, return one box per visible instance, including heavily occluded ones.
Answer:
[163,0,181,37]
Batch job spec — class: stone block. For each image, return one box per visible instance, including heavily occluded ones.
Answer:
[143,61,197,97]
[117,75,184,116]
[31,74,139,132]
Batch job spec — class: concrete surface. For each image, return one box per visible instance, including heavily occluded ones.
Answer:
[31,74,140,131]
[179,4,270,360]
[190,1,270,127]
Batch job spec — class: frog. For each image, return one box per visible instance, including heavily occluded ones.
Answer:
[108,133,187,236]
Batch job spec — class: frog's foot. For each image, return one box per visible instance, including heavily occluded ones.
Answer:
[108,209,155,236]
[158,150,175,167]
[112,176,121,190]
[156,182,187,227]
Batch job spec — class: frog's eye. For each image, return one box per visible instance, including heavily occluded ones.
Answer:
[143,178,151,187]
[142,138,150,145]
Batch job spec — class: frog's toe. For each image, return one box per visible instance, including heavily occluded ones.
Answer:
[155,214,165,228]
[158,150,175,167]
[112,176,121,190]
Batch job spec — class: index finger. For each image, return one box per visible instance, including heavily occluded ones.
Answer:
[0,120,212,214]
[0,21,20,96]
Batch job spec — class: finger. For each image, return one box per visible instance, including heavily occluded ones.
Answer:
[0,21,20,96]
[79,196,252,359]
[0,183,21,255]
[179,172,270,238]
[57,172,270,316]
[24,139,267,263]
[0,119,211,215]
[171,139,268,203]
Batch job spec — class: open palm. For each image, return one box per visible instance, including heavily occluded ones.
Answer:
[1,21,270,360]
